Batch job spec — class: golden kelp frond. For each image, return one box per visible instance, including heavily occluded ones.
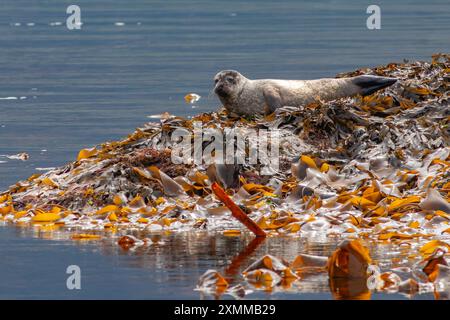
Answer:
[77,147,98,161]
[422,249,448,282]
[419,240,450,257]
[327,240,372,279]
[196,270,229,295]
[71,233,102,240]
[31,210,61,223]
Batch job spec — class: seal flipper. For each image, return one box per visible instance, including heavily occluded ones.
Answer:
[263,87,282,115]
[352,75,397,96]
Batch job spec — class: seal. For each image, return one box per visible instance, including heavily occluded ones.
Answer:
[213,70,397,116]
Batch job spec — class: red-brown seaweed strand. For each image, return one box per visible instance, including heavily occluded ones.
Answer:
[211,182,266,237]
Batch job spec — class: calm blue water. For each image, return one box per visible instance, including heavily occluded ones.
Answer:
[1,226,430,300]
[0,0,449,299]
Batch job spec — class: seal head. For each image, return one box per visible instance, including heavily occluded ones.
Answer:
[214,70,247,102]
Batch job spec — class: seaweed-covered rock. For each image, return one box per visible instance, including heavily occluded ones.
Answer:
[0,54,449,242]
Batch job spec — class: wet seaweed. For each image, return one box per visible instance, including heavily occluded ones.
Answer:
[1,55,450,298]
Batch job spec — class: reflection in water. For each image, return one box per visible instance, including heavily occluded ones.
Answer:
[329,278,371,300]
[224,236,266,281]
[2,222,438,300]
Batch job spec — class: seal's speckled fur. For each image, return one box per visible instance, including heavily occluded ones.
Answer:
[214,70,397,116]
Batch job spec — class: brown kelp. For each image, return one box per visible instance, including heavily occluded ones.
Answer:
[1,54,450,298]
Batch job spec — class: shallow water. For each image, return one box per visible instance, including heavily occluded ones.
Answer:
[0,225,435,300]
[0,0,449,299]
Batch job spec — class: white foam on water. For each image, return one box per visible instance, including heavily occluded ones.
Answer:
[0,97,18,100]
[49,22,63,26]
[115,22,125,26]
[26,23,35,26]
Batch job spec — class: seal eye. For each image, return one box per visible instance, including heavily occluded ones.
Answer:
[226,77,235,84]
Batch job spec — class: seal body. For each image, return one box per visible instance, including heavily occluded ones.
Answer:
[214,70,397,116]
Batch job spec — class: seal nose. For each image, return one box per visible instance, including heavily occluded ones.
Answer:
[215,84,226,96]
